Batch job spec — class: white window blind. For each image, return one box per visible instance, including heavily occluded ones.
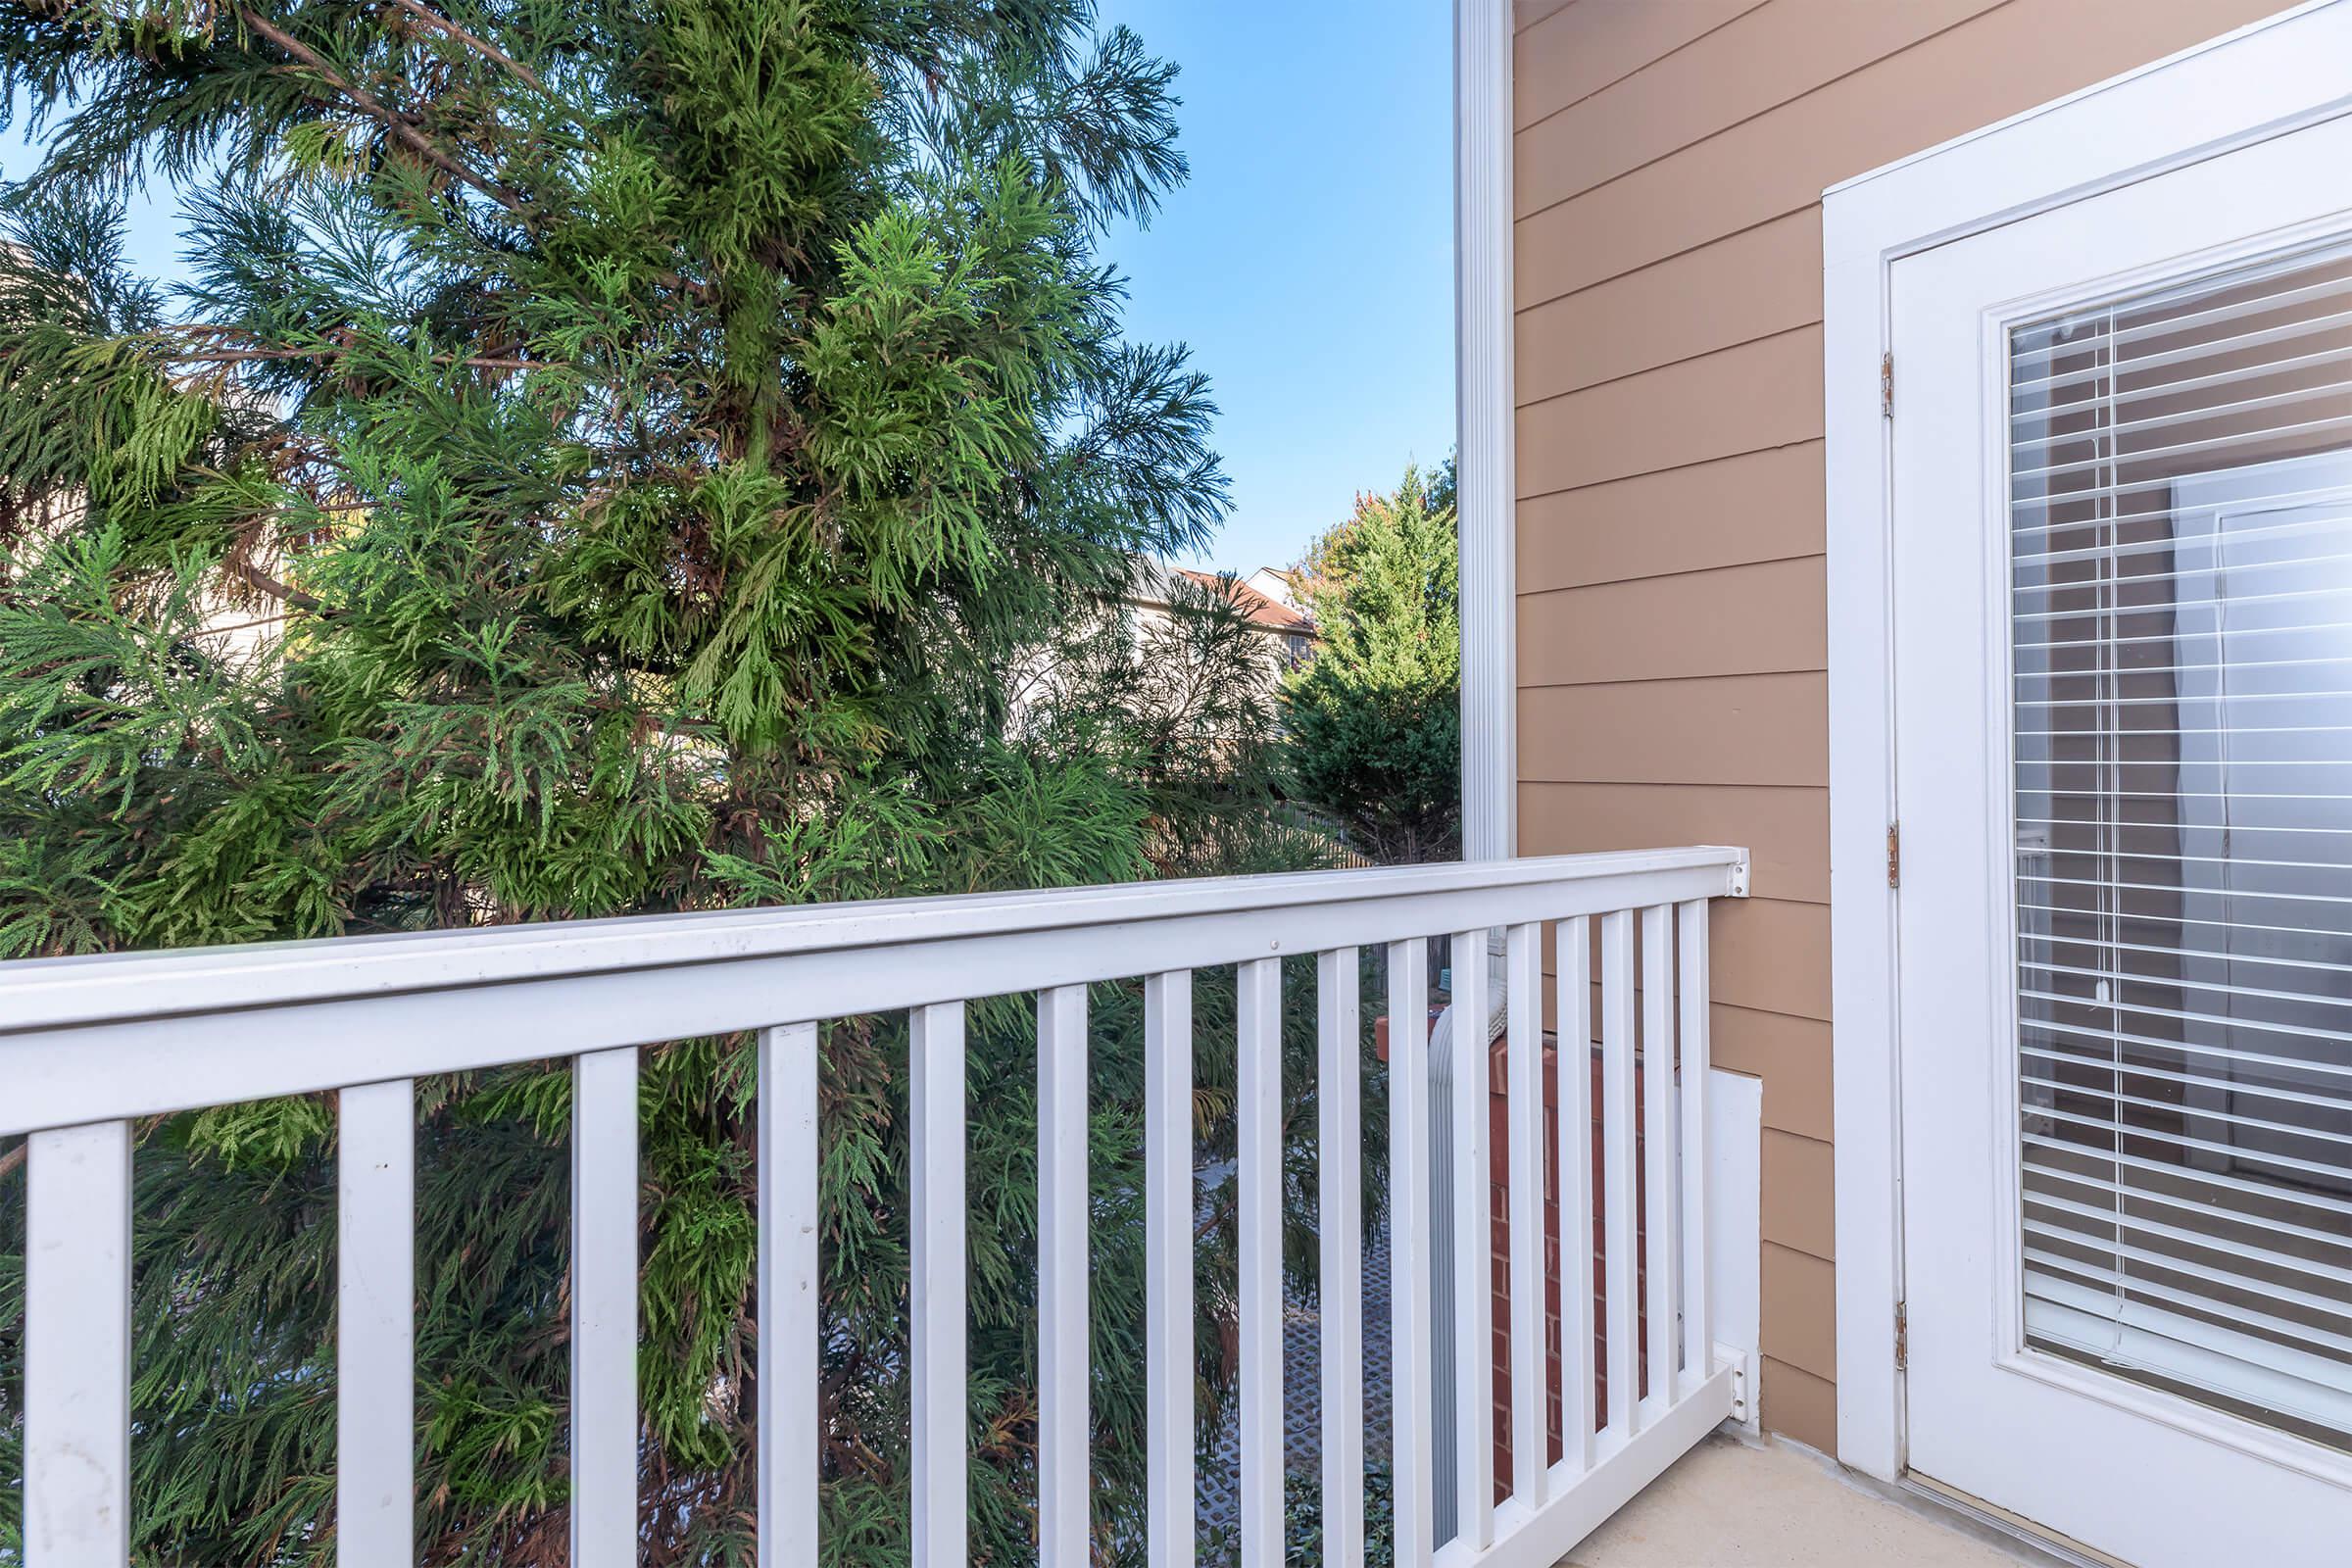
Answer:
[2010,237,2352,1452]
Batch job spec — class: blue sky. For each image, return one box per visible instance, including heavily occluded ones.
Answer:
[0,1,1455,573]
[1098,0,1458,571]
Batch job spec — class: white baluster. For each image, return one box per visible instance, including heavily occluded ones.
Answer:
[1448,929,1494,1547]
[572,1047,641,1568]
[910,1002,968,1568]
[1145,970,1196,1568]
[1557,916,1596,1474]
[1238,956,1283,1567]
[24,1119,131,1567]
[1318,948,1365,1567]
[1504,923,1546,1509]
[760,1022,820,1566]
[1677,902,1713,1396]
[1599,911,1639,1443]
[1387,941,1436,1568]
[1038,985,1090,1567]
[1641,906,1678,1425]
[338,1080,416,1568]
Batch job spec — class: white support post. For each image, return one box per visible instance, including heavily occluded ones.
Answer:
[1676,904,1714,1394]
[1449,928,1495,1547]
[1318,948,1366,1568]
[1455,0,1516,863]
[1504,924,1547,1508]
[1037,984,1091,1567]
[24,1119,132,1568]
[338,1079,416,1568]
[910,1001,968,1568]
[1557,916,1597,1474]
[1144,970,1196,1568]
[1238,956,1283,1568]
[572,1047,641,1568]
[1599,912,1640,1443]
[1388,941,1437,1568]
[759,1022,821,1567]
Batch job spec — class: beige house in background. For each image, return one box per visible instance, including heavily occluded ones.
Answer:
[1121,559,1318,669]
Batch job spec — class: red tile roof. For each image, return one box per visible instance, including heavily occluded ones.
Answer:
[1173,568,1316,635]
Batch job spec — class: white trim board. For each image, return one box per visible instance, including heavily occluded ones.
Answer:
[1455,0,1515,861]
[1820,0,2352,1484]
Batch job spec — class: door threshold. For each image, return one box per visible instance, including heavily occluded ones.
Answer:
[1901,1473,2134,1568]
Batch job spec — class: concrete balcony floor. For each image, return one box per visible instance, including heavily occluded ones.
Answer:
[1565,1434,2067,1568]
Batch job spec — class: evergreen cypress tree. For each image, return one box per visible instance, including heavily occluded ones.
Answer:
[0,4,1374,1561]
[1282,464,1462,864]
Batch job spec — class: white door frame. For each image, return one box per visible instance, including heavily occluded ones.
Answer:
[1821,0,2352,1482]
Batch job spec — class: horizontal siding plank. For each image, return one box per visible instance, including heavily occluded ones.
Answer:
[1517,445,1825,592]
[1709,1004,1832,1142]
[1516,781,1827,904]
[1513,0,1766,126]
[1519,557,1826,687]
[1515,0,2004,216]
[1711,898,1830,1022]
[1763,1241,1837,1382]
[1761,1356,1838,1451]
[1517,327,1822,497]
[1515,211,1819,401]
[1763,1129,1836,1261]
[1513,0,1579,35]
[1520,673,1827,788]
[1514,0,2288,305]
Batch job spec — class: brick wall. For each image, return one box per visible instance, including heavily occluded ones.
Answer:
[1487,1038,1645,1497]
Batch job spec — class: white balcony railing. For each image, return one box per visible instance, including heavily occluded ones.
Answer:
[0,845,1756,1567]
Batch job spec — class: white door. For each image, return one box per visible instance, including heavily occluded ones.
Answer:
[1893,111,2352,1566]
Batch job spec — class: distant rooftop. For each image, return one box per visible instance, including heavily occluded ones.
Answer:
[1168,567,1316,636]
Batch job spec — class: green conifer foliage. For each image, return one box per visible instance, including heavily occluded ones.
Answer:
[0,4,1383,1561]
[1282,464,1462,864]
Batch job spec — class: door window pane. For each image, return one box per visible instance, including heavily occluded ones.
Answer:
[2010,238,2352,1451]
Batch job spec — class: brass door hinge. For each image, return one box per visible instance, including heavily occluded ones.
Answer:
[1894,1300,1909,1370]
[1881,351,1894,418]
[1886,821,1901,889]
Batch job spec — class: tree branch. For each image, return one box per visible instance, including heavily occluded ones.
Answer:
[223,556,334,617]
[389,0,546,92]
[172,344,538,370]
[235,5,533,219]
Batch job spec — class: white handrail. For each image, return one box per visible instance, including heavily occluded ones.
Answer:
[1,846,1749,1022]
[0,846,1747,1139]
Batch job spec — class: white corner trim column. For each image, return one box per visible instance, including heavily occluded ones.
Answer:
[1455,0,1515,863]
